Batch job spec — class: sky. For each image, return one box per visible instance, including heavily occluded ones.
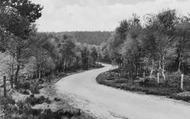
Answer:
[34,0,190,32]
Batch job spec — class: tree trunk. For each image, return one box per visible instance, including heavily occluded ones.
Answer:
[149,60,154,79]
[157,60,161,83]
[3,76,6,97]
[10,75,13,88]
[162,69,166,81]
[39,71,41,79]
[14,47,21,86]
[14,64,20,86]
[161,56,166,81]
[157,72,160,84]
[64,59,67,72]
[11,55,14,77]
[178,59,182,73]
[177,35,185,73]
[149,67,154,79]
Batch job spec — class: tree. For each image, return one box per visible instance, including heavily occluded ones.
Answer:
[90,47,98,65]
[81,47,90,69]
[144,10,177,81]
[60,36,75,72]
[142,31,159,78]
[107,16,143,79]
[175,22,190,74]
[0,0,43,86]
[102,10,189,84]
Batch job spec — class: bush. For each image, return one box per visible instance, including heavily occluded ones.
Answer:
[171,95,190,102]
[114,78,128,84]
[30,83,40,94]
[1,95,95,119]
[0,96,15,106]
[18,89,31,95]
[16,82,31,89]
[16,81,41,95]
[139,78,158,87]
[96,69,187,100]
[25,95,51,106]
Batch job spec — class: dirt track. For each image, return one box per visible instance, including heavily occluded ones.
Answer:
[56,64,190,119]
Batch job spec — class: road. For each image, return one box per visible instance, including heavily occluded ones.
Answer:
[55,64,190,119]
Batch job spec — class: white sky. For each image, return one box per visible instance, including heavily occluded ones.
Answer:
[34,0,190,32]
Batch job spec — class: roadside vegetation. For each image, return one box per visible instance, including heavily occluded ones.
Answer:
[97,70,190,102]
[98,10,190,102]
[0,0,101,118]
[1,0,190,118]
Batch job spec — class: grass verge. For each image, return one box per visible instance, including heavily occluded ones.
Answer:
[96,69,190,103]
[0,63,103,119]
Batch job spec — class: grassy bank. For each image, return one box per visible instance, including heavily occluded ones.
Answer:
[0,63,103,119]
[96,69,190,103]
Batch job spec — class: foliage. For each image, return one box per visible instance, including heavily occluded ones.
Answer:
[25,95,51,106]
[97,10,190,102]
[0,0,43,86]
[0,95,95,119]
[96,70,190,102]
[0,0,102,86]
[60,31,111,45]
[100,9,190,81]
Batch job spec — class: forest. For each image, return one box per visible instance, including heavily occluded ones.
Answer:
[98,10,190,100]
[0,3,101,88]
[57,31,111,45]
[0,0,101,119]
[1,0,190,118]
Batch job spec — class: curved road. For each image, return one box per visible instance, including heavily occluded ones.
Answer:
[55,64,190,119]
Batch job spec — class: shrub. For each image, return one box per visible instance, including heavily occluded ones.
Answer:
[139,78,158,87]
[30,83,40,94]
[0,96,15,106]
[16,82,31,90]
[25,95,51,106]
[114,78,128,84]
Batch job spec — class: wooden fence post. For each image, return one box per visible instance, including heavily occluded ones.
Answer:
[181,74,184,91]
[3,76,6,97]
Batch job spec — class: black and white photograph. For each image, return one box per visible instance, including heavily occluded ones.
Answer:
[0,0,190,119]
